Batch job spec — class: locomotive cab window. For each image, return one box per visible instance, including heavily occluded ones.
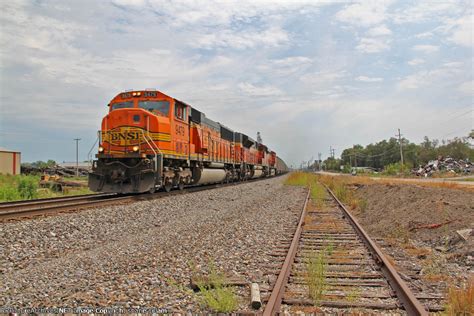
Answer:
[110,101,134,111]
[175,103,187,121]
[138,100,170,116]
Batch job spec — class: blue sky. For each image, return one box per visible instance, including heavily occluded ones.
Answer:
[0,0,472,166]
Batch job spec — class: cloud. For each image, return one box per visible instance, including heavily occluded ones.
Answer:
[446,15,473,47]
[355,76,384,83]
[0,0,472,165]
[193,27,289,49]
[413,44,439,53]
[407,58,425,66]
[367,24,392,36]
[238,82,282,97]
[415,32,434,39]
[397,62,463,90]
[458,81,473,95]
[392,1,463,24]
[356,37,390,53]
[335,1,393,27]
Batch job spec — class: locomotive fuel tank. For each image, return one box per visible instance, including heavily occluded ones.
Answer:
[192,168,226,185]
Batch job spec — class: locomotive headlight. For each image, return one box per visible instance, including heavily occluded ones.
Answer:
[132,145,139,152]
[98,146,104,153]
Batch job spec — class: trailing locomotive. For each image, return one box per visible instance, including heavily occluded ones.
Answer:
[88,89,288,193]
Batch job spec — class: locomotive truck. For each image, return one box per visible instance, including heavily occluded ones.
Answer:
[88,89,288,194]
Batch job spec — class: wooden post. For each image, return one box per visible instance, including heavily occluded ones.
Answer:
[251,283,262,309]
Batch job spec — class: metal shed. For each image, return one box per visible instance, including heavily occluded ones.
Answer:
[0,147,21,175]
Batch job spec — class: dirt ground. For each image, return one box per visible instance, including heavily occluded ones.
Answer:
[349,181,473,311]
[353,183,473,244]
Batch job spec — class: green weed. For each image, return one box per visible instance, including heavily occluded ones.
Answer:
[194,263,238,313]
[17,176,38,199]
[306,249,328,305]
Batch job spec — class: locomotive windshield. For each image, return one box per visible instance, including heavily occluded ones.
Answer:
[138,100,170,116]
[110,101,133,111]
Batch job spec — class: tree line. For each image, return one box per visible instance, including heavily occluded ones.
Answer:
[320,131,474,172]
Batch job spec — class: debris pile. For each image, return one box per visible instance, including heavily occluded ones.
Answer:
[414,157,473,177]
[22,164,90,177]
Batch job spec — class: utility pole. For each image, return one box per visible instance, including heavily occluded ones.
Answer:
[329,146,335,159]
[318,152,322,171]
[396,128,404,167]
[74,138,81,177]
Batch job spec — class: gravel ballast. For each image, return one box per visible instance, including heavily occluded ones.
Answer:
[0,176,306,312]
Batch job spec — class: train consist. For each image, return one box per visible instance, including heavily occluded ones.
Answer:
[89,89,288,193]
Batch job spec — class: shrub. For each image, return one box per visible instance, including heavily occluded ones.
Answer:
[382,162,411,176]
[17,176,38,200]
[0,186,21,201]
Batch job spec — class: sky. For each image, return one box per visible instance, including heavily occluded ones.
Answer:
[0,0,472,166]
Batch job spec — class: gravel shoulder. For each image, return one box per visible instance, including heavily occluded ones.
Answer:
[1,175,306,313]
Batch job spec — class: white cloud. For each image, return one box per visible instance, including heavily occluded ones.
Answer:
[238,82,282,97]
[415,31,433,39]
[367,24,392,36]
[194,27,289,49]
[355,76,383,83]
[413,44,439,53]
[335,1,393,27]
[447,15,473,47]
[407,58,425,66]
[458,81,473,95]
[398,63,463,90]
[392,2,463,24]
[356,37,390,53]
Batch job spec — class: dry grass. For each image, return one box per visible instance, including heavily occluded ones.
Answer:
[349,175,474,192]
[285,172,327,208]
[444,278,474,315]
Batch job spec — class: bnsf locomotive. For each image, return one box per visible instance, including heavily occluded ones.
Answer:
[88,89,288,193]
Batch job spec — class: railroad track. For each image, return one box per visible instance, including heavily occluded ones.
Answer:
[0,177,277,221]
[263,184,429,315]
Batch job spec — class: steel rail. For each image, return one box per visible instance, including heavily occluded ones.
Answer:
[323,184,428,316]
[0,193,114,209]
[263,188,311,316]
[0,176,283,221]
[263,184,428,316]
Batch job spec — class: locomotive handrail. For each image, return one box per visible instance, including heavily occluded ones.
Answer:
[87,131,100,166]
[139,130,162,172]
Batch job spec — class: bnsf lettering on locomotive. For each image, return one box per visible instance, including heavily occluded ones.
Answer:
[110,131,139,141]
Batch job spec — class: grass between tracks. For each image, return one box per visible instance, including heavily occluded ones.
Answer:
[190,262,238,313]
[285,172,367,213]
[444,277,474,315]
[306,243,333,305]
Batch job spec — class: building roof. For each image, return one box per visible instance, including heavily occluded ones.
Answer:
[0,147,21,153]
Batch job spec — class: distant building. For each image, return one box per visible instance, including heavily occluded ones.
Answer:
[0,147,21,175]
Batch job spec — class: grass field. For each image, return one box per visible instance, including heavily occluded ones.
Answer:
[0,173,92,202]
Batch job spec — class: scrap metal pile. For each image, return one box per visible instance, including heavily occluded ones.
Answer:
[414,156,473,177]
[22,164,90,177]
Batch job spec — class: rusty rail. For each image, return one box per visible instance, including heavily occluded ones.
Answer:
[263,184,428,316]
[323,184,428,316]
[263,189,311,316]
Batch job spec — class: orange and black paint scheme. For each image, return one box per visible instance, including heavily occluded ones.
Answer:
[89,89,288,193]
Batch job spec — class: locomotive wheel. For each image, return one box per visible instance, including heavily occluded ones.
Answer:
[178,181,185,190]
[164,182,172,192]
[149,186,156,194]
